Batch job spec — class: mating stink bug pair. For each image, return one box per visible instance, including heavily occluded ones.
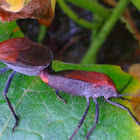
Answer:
[0,37,139,140]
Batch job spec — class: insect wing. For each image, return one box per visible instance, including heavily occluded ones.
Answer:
[55,70,116,87]
[0,37,53,67]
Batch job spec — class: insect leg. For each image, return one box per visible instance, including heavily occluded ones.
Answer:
[69,97,90,140]
[55,89,66,104]
[86,97,99,140]
[106,99,140,126]
[3,71,19,132]
[0,66,10,74]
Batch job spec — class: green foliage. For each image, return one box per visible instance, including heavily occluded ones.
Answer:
[0,60,140,140]
[57,0,130,64]
[66,0,109,19]
[0,21,24,42]
[131,0,140,9]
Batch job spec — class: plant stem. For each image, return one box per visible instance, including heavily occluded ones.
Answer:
[81,0,130,64]
[57,0,96,29]
[38,25,47,45]
[67,0,110,19]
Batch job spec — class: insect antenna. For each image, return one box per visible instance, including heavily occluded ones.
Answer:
[114,92,140,102]
[105,99,140,126]
[117,92,140,97]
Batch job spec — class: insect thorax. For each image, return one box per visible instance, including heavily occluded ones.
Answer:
[90,84,118,99]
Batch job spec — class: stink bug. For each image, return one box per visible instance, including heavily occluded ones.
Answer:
[0,37,139,140]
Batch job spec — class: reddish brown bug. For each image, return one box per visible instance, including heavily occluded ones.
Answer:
[0,37,139,140]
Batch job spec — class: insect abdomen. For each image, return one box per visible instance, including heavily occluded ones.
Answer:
[39,70,118,99]
[47,74,91,97]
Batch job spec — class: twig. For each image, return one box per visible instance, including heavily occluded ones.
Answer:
[38,25,47,45]
[103,0,140,43]
[67,0,110,19]
[57,0,96,29]
[81,0,130,64]
[59,36,80,55]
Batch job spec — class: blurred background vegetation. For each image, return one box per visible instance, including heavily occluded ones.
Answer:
[17,0,140,71]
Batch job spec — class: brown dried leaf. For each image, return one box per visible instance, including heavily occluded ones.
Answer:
[0,0,55,25]
[0,0,32,12]
[130,95,140,121]
[129,64,140,121]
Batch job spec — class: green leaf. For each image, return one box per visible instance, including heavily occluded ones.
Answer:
[131,0,140,10]
[66,0,109,19]
[0,21,24,42]
[0,60,140,140]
